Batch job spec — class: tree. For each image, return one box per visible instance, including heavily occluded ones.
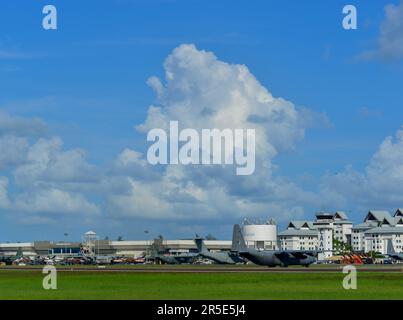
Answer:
[333,237,353,255]
[117,236,124,241]
[368,251,384,259]
[205,234,217,240]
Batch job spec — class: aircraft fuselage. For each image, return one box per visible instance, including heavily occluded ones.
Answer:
[240,249,316,267]
[200,251,243,264]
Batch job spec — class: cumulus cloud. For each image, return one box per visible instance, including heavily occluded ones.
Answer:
[137,44,313,156]
[0,111,46,137]
[0,112,47,170]
[112,148,160,180]
[109,44,322,222]
[360,0,403,61]
[0,112,101,219]
[14,188,100,215]
[0,45,326,224]
[378,0,403,60]
[320,127,403,209]
[14,137,100,186]
[366,128,403,194]
[2,43,402,229]
[0,177,11,209]
[0,136,29,169]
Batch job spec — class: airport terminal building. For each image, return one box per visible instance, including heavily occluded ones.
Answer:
[278,211,353,259]
[278,209,403,257]
[0,238,232,258]
[352,209,403,254]
[1,210,403,259]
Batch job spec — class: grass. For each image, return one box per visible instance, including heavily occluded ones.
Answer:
[0,268,402,299]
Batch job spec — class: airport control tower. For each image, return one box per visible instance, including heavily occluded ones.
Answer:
[313,213,334,260]
[81,231,98,256]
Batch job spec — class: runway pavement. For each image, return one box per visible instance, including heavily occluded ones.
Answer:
[1,265,402,273]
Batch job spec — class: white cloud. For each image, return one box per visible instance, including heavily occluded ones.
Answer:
[378,0,403,60]
[366,128,403,194]
[14,188,100,215]
[109,44,323,222]
[0,177,11,209]
[360,0,403,61]
[320,127,403,209]
[137,44,310,157]
[116,149,146,167]
[0,111,46,137]
[3,43,402,228]
[14,137,100,186]
[0,135,29,169]
[0,112,102,219]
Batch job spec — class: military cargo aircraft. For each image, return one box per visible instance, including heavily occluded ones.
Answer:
[151,252,199,264]
[386,239,403,261]
[232,224,316,267]
[194,237,244,264]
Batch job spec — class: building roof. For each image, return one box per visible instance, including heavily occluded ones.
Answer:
[0,242,33,248]
[394,209,403,217]
[352,221,379,230]
[315,212,334,219]
[334,220,352,225]
[364,226,403,235]
[85,231,97,235]
[0,240,233,253]
[287,221,316,230]
[395,217,403,225]
[380,216,395,226]
[364,210,391,223]
[334,211,348,220]
[278,229,318,237]
[356,210,403,229]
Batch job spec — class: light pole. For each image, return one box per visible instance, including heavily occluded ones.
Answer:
[64,233,68,256]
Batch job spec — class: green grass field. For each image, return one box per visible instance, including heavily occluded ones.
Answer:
[0,267,402,299]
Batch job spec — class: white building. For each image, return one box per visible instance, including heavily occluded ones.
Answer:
[352,209,403,254]
[242,218,277,250]
[278,221,318,251]
[313,213,335,260]
[333,211,353,243]
[279,211,352,260]
[0,237,232,258]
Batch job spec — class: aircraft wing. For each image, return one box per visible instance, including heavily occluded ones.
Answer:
[289,250,319,257]
[273,252,291,259]
[274,250,315,259]
[287,251,310,259]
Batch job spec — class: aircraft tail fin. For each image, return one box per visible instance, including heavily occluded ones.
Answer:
[231,224,248,252]
[195,238,208,253]
[387,239,397,254]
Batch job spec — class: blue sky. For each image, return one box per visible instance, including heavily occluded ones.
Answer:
[1,0,403,242]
